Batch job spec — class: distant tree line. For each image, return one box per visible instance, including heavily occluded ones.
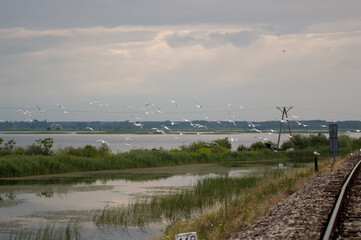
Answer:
[1,119,361,132]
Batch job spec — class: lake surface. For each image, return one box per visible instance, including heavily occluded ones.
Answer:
[0,162,296,240]
[0,132,291,152]
[2,131,358,152]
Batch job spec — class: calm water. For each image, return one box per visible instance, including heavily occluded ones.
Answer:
[0,163,284,240]
[0,132,289,152]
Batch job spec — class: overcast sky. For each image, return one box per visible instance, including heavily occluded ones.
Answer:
[1,1,361,123]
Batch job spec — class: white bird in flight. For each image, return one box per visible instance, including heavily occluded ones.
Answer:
[151,128,166,134]
[161,125,171,132]
[248,122,255,128]
[50,123,63,130]
[194,100,203,108]
[289,135,296,141]
[133,122,144,128]
[170,120,178,126]
[97,139,109,146]
[17,109,31,117]
[226,119,236,126]
[36,105,46,113]
[57,104,64,109]
[169,99,178,108]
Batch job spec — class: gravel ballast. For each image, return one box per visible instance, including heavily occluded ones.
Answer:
[230,156,361,240]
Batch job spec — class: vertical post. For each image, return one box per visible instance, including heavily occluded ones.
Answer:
[277,106,294,151]
[314,156,318,172]
[277,108,285,151]
[329,123,338,164]
[284,107,294,149]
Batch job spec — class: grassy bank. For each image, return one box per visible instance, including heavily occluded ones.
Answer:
[0,150,283,178]
[1,133,360,178]
[160,157,337,240]
[0,147,284,178]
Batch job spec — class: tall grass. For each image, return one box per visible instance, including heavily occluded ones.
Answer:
[0,149,286,178]
[162,158,334,240]
[5,221,81,240]
[93,175,261,229]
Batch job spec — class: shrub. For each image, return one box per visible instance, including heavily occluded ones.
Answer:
[0,139,17,156]
[237,144,248,152]
[98,143,111,156]
[196,147,212,154]
[250,141,266,151]
[282,133,329,150]
[180,138,231,154]
[24,144,43,155]
[24,138,54,155]
[212,138,232,150]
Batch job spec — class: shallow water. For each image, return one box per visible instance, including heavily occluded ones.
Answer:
[0,162,289,240]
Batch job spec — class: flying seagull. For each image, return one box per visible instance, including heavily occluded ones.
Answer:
[36,105,46,113]
[169,99,178,107]
[97,139,109,146]
[194,99,203,108]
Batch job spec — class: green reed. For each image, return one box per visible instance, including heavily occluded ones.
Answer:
[93,175,261,229]
[0,149,286,178]
[4,221,81,240]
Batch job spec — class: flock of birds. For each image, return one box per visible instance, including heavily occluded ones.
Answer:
[3,99,361,154]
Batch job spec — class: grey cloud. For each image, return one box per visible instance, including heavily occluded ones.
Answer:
[0,29,157,57]
[166,30,259,48]
[0,35,65,56]
[1,0,361,33]
[208,31,259,47]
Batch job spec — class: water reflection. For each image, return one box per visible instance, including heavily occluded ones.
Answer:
[0,172,173,186]
[0,161,312,240]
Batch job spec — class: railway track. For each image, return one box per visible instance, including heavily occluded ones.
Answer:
[230,155,361,240]
[322,156,361,239]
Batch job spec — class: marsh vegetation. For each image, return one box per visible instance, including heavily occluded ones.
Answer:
[1,133,361,239]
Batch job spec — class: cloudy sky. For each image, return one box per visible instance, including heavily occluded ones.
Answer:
[1,0,361,122]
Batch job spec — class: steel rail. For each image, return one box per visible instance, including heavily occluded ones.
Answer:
[322,158,361,240]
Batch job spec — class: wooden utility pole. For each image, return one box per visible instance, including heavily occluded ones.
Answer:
[276,106,294,151]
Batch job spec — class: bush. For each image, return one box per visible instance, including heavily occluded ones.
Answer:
[237,144,248,152]
[180,138,231,154]
[61,144,110,158]
[0,139,15,155]
[250,141,266,151]
[281,133,328,150]
[212,138,232,150]
[25,138,54,155]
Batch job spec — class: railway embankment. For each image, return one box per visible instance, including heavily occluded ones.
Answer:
[230,155,361,240]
